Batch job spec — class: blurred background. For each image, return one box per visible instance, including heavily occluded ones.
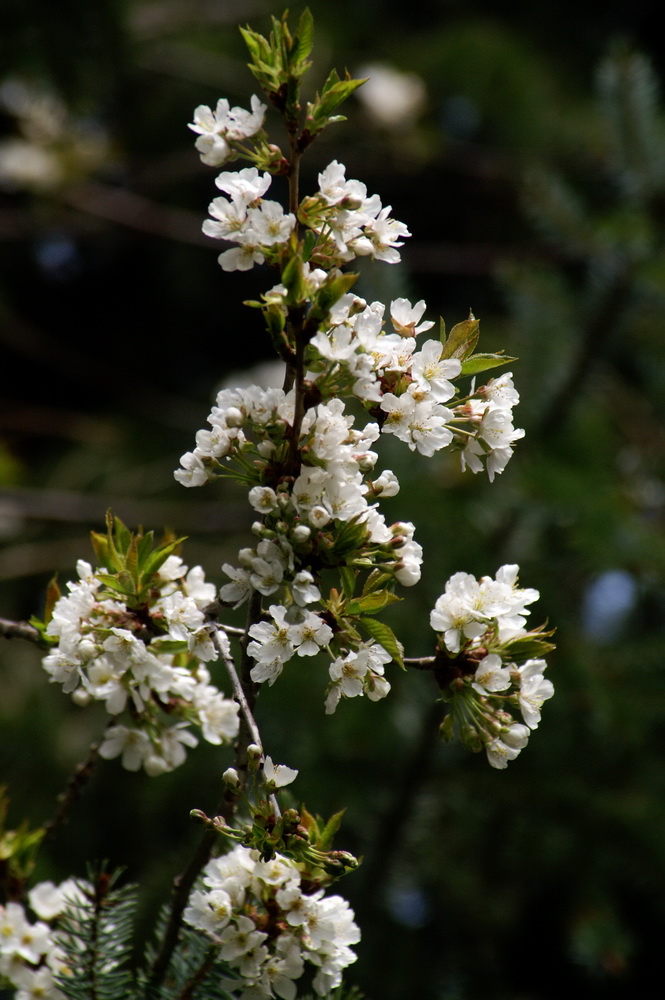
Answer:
[2,1,665,997]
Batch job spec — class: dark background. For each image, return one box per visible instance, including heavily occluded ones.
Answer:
[2,1,665,998]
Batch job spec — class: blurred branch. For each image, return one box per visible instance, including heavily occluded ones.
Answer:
[42,742,100,844]
[539,259,631,437]
[62,180,208,246]
[0,617,42,643]
[360,699,441,899]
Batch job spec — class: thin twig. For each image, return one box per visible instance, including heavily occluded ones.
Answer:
[404,656,436,669]
[148,589,265,990]
[43,742,101,843]
[209,626,262,751]
[216,623,247,637]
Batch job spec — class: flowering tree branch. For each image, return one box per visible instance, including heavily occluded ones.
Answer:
[0,11,557,1000]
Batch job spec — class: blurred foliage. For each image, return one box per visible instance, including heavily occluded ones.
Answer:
[2,2,665,999]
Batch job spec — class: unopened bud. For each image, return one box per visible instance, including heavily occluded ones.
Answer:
[292,524,311,544]
[247,743,263,769]
[225,407,244,427]
[223,767,240,788]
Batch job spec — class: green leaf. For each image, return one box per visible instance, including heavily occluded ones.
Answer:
[151,639,189,654]
[361,569,394,596]
[317,809,346,851]
[359,617,405,669]
[141,537,186,580]
[306,71,366,133]
[136,530,155,568]
[439,316,447,345]
[126,536,140,581]
[292,8,314,69]
[95,573,135,598]
[460,352,518,376]
[89,530,111,570]
[503,633,557,662]
[441,316,480,360]
[347,591,402,615]
[339,566,357,599]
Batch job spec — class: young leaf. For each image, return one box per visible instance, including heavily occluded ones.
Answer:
[347,591,402,615]
[440,315,480,360]
[460,353,517,376]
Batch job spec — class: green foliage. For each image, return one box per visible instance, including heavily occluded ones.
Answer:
[55,870,137,1000]
[88,513,186,611]
[0,787,45,887]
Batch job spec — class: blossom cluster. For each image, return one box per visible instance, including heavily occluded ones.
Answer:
[176,383,424,597]
[0,879,85,1000]
[430,564,554,768]
[300,160,411,266]
[184,845,360,999]
[173,84,531,727]
[41,555,239,775]
[196,154,410,273]
[202,168,295,272]
[306,291,524,477]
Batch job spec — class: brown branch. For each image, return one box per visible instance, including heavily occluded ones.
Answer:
[42,743,101,843]
[0,617,43,644]
[210,626,262,752]
[404,656,436,669]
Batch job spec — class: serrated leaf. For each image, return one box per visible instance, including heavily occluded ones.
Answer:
[306,73,366,133]
[339,566,356,599]
[141,538,186,580]
[503,635,557,662]
[361,569,393,596]
[292,8,314,67]
[136,530,155,567]
[317,809,346,851]
[347,591,402,615]
[95,573,135,597]
[461,353,517,376]
[126,536,140,580]
[359,617,404,669]
[441,316,480,360]
[113,517,132,556]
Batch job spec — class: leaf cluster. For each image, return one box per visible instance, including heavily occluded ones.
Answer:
[88,512,185,612]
